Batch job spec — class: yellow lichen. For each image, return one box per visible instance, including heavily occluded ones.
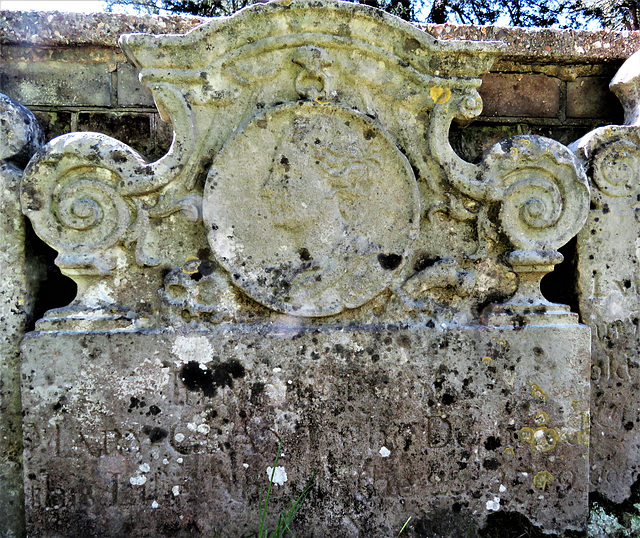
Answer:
[535,411,549,425]
[530,382,548,401]
[430,86,452,104]
[181,256,200,274]
[533,471,554,490]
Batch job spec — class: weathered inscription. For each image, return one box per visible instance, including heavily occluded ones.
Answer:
[21,327,589,536]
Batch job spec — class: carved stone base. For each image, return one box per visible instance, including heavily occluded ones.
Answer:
[482,250,579,327]
[22,326,590,536]
[35,306,136,332]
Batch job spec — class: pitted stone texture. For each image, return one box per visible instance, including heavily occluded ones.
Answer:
[21,326,590,537]
[572,49,640,501]
[204,102,419,316]
[575,211,640,504]
[0,94,44,537]
[577,210,640,502]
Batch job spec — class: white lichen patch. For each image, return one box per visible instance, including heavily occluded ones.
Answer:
[129,475,147,486]
[379,446,391,458]
[151,500,159,509]
[172,485,180,496]
[486,497,500,511]
[171,335,214,366]
[264,378,287,405]
[266,465,287,486]
[139,463,151,473]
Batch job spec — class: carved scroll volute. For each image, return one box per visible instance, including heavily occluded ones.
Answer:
[479,136,590,326]
[428,90,590,324]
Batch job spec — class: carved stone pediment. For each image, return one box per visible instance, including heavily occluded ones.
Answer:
[21,0,589,330]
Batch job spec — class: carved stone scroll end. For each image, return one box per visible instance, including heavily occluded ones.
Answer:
[20,133,166,328]
[481,136,589,325]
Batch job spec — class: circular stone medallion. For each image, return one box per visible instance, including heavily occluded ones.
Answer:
[203,102,419,317]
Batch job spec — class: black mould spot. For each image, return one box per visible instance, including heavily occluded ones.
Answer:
[377,253,402,270]
[441,393,455,405]
[298,247,312,261]
[147,405,161,416]
[483,458,500,470]
[484,435,502,451]
[180,359,245,398]
[142,425,168,443]
[128,396,145,412]
[397,334,411,349]
[251,382,265,404]
[363,128,376,140]
[624,279,632,289]
[625,421,634,431]
[199,259,216,277]
[413,254,440,272]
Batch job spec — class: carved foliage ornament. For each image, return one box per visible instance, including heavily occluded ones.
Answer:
[20,0,589,328]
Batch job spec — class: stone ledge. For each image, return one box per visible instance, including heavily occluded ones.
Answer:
[1,9,639,62]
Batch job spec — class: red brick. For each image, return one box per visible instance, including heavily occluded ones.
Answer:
[479,73,561,118]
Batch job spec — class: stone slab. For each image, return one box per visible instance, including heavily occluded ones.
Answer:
[116,62,155,107]
[577,209,640,502]
[0,60,112,107]
[0,93,44,538]
[21,326,590,537]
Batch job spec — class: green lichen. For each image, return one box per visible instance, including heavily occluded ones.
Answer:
[588,502,640,537]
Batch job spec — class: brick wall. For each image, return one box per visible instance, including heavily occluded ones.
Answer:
[0,11,637,163]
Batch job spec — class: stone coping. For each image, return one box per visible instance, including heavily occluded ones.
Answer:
[0,8,639,62]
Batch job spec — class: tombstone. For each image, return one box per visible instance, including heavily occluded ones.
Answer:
[18,1,591,535]
[573,50,640,504]
[0,94,44,537]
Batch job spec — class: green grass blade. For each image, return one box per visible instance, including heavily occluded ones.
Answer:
[396,516,411,537]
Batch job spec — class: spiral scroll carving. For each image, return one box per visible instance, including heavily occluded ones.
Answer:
[21,133,143,272]
[51,173,131,251]
[591,138,640,203]
[483,136,590,251]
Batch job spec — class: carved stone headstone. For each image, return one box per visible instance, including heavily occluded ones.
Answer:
[0,94,43,538]
[573,49,640,503]
[19,1,591,535]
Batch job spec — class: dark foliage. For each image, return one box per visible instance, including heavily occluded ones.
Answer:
[106,0,639,30]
